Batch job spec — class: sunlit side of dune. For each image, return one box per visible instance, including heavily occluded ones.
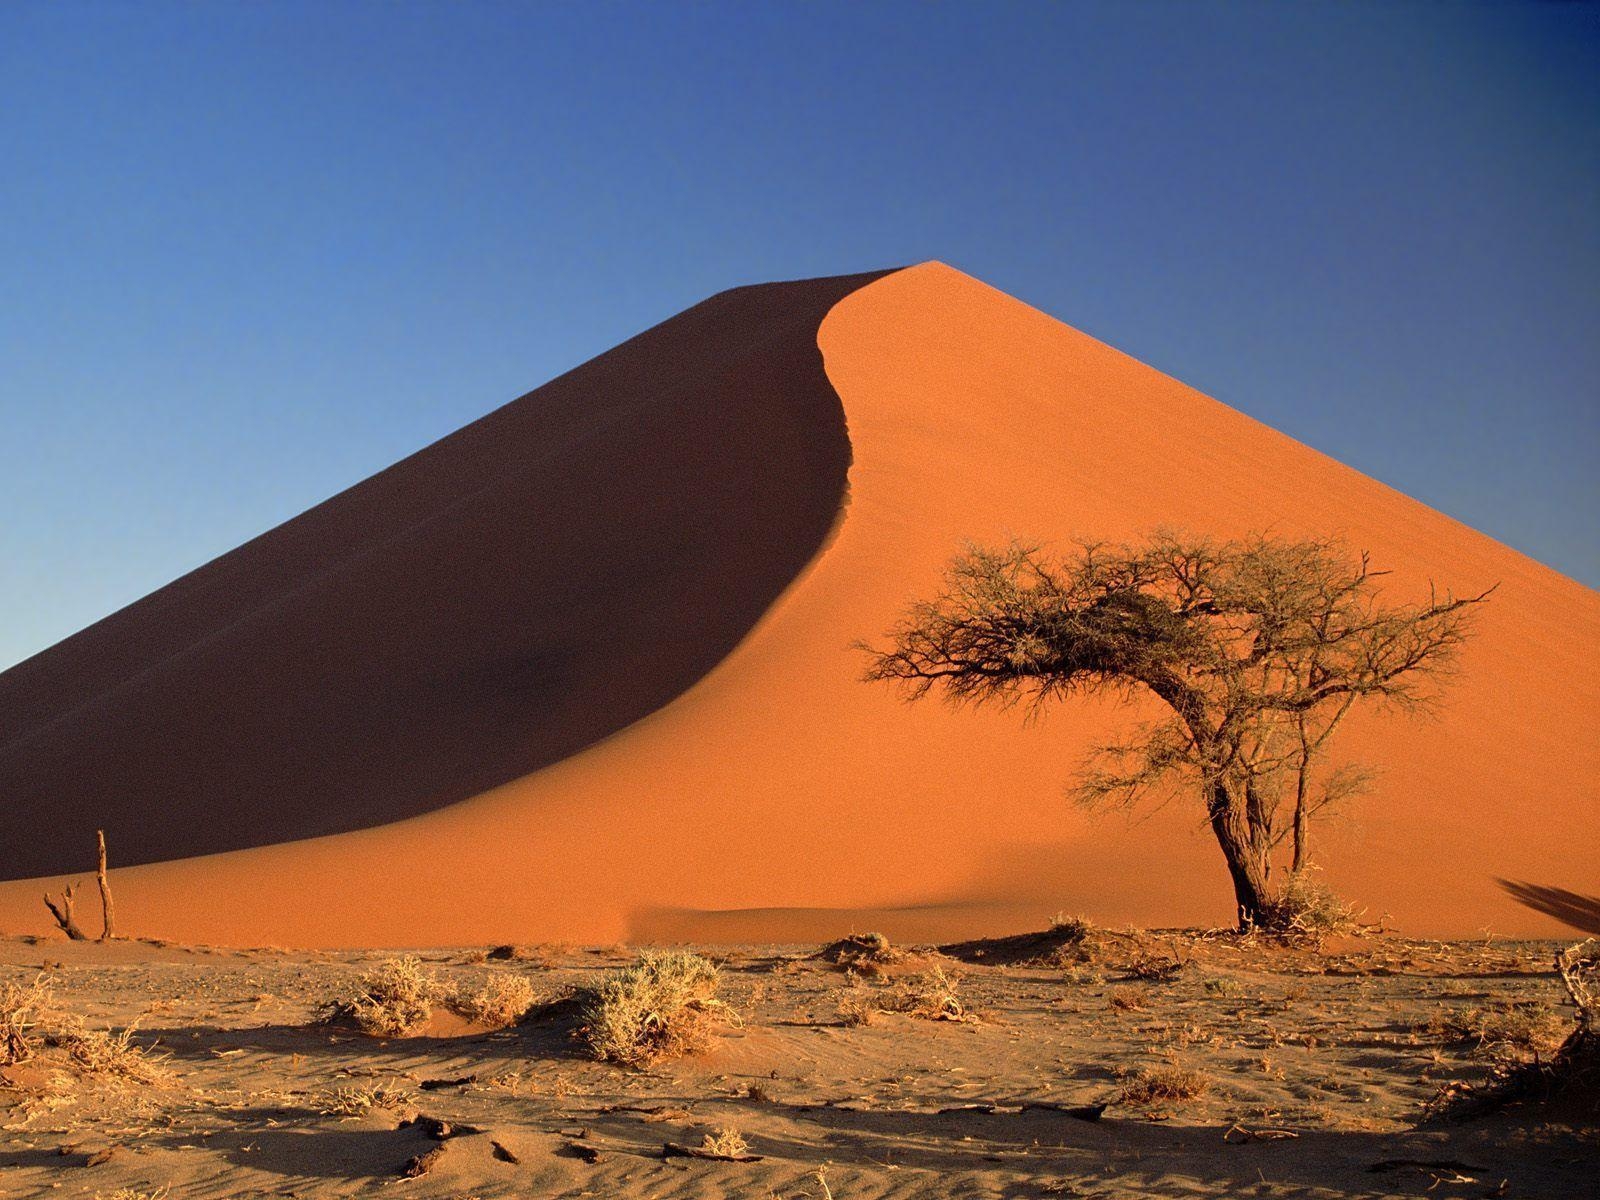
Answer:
[1,262,1594,945]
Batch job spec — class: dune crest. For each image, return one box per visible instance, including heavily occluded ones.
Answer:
[1,262,1595,945]
[0,271,882,874]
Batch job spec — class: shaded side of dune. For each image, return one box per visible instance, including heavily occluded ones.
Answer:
[0,270,891,878]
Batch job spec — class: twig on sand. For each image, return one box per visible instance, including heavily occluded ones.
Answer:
[663,1141,764,1163]
[1367,1158,1488,1175]
[401,1144,447,1177]
[400,1113,482,1140]
[1020,1101,1107,1121]
[1224,1123,1299,1143]
[419,1074,477,1091]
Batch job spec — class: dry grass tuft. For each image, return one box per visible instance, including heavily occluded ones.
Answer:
[1258,871,1357,941]
[1426,940,1600,1119]
[1122,952,1187,983]
[451,974,539,1030]
[1203,975,1245,998]
[48,1019,172,1085]
[329,956,440,1037]
[580,951,733,1067]
[700,1126,750,1157]
[1420,998,1567,1060]
[1119,1063,1212,1106]
[329,957,542,1035]
[315,1080,415,1116]
[0,974,51,1066]
[880,965,974,1022]
[836,977,879,1027]
[1110,986,1152,1011]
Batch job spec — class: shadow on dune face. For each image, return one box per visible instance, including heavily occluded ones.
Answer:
[1498,879,1600,935]
[0,270,892,879]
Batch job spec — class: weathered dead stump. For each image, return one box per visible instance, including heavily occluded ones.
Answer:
[42,881,87,941]
[96,829,116,941]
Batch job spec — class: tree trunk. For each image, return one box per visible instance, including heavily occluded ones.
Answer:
[1291,795,1308,875]
[96,829,116,942]
[1207,781,1278,929]
[43,882,87,941]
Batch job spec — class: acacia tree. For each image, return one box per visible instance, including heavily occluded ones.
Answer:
[863,531,1490,929]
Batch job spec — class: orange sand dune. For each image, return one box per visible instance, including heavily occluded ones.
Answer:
[0,271,883,874]
[2,263,1595,945]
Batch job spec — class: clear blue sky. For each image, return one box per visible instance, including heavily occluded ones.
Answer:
[2,1,1596,670]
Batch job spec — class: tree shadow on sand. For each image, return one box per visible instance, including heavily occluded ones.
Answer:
[1498,880,1600,936]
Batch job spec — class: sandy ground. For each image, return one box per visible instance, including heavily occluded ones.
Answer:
[1,928,1594,1199]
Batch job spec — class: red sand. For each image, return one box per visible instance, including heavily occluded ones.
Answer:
[1,263,1595,945]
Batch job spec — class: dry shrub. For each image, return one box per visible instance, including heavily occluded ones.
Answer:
[1,975,51,1066]
[1049,912,1092,942]
[48,1019,171,1085]
[452,974,538,1030]
[1561,940,1599,1018]
[485,943,548,963]
[1420,999,1567,1060]
[816,932,900,974]
[1546,939,1600,1102]
[1429,941,1600,1119]
[880,965,973,1022]
[330,956,440,1036]
[700,1126,750,1157]
[580,951,733,1067]
[329,957,542,1035]
[940,914,1094,967]
[836,978,879,1027]
[1119,1063,1211,1106]
[1257,871,1356,940]
[2,979,168,1092]
[1110,986,1151,1011]
[1122,952,1186,983]
[315,1080,415,1116]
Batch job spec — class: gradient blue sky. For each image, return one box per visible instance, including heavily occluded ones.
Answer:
[2,1,1596,670]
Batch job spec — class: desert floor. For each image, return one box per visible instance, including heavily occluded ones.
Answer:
[0,926,1594,1200]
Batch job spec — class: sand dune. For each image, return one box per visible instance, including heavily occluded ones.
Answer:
[1,262,1595,944]
[0,271,883,873]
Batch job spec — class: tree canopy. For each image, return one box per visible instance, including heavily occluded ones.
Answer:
[864,530,1490,928]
